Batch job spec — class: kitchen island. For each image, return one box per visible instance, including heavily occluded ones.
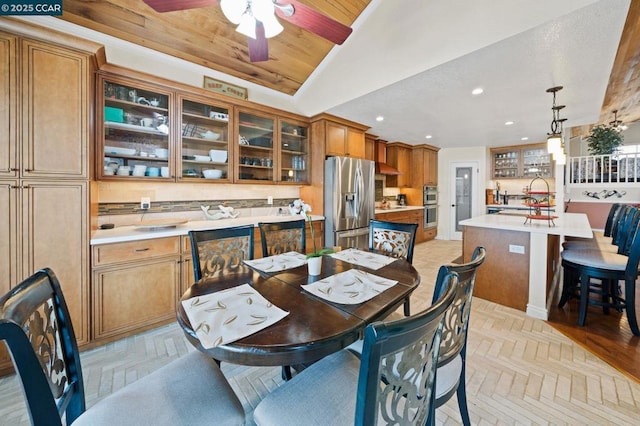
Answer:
[460,213,592,320]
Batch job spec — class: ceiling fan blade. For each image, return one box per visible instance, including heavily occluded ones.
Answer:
[275,0,353,45]
[248,23,269,62]
[142,0,217,13]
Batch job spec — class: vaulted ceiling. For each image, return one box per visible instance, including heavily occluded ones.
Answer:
[49,0,640,148]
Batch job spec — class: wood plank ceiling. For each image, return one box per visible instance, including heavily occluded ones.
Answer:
[57,0,370,96]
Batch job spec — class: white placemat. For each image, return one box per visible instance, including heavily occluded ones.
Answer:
[244,251,307,272]
[329,248,396,270]
[301,269,398,305]
[182,284,289,349]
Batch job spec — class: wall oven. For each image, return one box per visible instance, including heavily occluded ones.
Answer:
[424,204,437,228]
[424,186,438,228]
[423,186,437,205]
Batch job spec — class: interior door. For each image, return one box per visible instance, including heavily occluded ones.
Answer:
[449,162,478,240]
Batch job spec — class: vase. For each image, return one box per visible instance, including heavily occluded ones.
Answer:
[307,256,322,276]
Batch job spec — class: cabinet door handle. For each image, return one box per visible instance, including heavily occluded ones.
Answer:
[133,248,150,252]
[24,169,32,172]
[10,168,18,172]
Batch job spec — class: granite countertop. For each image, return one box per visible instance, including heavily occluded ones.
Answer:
[374,205,425,214]
[91,214,324,245]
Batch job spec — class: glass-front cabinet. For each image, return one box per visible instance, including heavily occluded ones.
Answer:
[491,143,552,179]
[179,96,231,181]
[280,119,309,183]
[237,110,275,182]
[100,76,172,179]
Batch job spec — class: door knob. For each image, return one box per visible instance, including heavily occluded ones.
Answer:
[451,204,456,207]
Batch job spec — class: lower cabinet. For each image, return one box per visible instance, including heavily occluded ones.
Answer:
[91,237,181,343]
[375,209,425,243]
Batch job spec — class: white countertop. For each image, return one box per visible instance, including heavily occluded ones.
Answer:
[460,213,593,238]
[91,215,324,245]
[375,205,424,214]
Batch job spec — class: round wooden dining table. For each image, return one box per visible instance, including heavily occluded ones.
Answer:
[176,252,420,368]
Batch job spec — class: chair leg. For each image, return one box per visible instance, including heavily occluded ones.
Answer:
[559,266,576,308]
[456,369,471,426]
[281,366,292,381]
[624,278,640,336]
[578,272,590,326]
[403,297,410,317]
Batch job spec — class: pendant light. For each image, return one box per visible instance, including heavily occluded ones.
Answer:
[221,0,284,39]
[546,86,567,159]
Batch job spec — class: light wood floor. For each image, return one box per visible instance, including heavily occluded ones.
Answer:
[1,239,639,425]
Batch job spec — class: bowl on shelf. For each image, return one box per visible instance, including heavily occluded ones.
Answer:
[193,154,211,162]
[200,130,221,140]
[105,146,137,156]
[203,169,223,179]
[154,148,169,158]
[209,149,228,163]
[183,169,199,177]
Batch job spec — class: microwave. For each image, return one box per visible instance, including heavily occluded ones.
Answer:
[424,186,437,205]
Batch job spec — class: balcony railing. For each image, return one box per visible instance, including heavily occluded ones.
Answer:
[568,153,640,184]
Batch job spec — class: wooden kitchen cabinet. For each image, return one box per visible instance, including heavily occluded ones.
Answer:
[491,143,552,179]
[312,114,368,159]
[375,209,424,243]
[91,237,181,342]
[365,133,377,161]
[411,145,439,187]
[386,142,413,188]
[0,26,99,375]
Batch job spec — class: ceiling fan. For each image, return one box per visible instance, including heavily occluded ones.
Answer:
[142,0,353,62]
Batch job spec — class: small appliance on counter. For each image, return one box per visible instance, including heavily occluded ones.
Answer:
[397,194,407,206]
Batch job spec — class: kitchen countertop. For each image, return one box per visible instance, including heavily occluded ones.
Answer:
[460,213,592,238]
[374,205,424,214]
[91,215,324,245]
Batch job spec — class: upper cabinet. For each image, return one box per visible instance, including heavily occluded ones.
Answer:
[491,143,552,179]
[97,67,310,184]
[311,114,369,159]
[411,145,439,186]
[280,118,309,184]
[236,109,275,183]
[386,142,413,188]
[99,75,173,180]
[364,133,377,161]
[179,95,231,182]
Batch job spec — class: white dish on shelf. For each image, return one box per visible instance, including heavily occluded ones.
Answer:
[105,146,137,156]
[154,148,169,159]
[203,169,223,179]
[193,155,211,162]
[200,131,220,140]
[209,149,228,163]
[134,218,188,229]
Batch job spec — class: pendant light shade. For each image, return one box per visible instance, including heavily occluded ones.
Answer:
[221,0,248,25]
[546,86,567,159]
[547,134,562,155]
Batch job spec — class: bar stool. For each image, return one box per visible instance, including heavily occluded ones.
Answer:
[560,207,640,336]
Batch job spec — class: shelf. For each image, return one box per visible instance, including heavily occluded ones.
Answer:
[105,121,168,136]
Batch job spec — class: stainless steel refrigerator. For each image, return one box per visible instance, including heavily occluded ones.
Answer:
[324,156,375,250]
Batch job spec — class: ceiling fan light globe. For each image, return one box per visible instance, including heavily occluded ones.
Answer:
[251,0,275,21]
[262,14,284,38]
[221,0,248,24]
[237,14,257,38]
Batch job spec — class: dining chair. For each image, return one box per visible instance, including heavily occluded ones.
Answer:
[253,270,458,426]
[258,219,306,257]
[432,246,486,426]
[560,207,640,336]
[0,268,245,426]
[189,224,255,281]
[369,219,419,316]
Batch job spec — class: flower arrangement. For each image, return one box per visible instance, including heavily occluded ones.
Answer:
[289,199,334,259]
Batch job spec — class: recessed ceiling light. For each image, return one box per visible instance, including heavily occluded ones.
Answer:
[425,135,433,139]
[471,87,484,95]
[375,116,384,122]
[521,137,529,141]
[505,121,514,126]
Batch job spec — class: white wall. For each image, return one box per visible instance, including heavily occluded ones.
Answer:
[437,146,488,240]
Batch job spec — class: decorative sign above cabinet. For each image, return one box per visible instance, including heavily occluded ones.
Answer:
[203,76,248,100]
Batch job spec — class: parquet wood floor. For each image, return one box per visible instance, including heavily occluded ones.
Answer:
[1,239,638,425]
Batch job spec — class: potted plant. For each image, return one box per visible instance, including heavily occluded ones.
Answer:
[586,124,623,155]
[290,199,334,275]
